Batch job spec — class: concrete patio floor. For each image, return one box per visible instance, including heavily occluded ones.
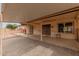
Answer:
[28,35,79,51]
[3,35,79,56]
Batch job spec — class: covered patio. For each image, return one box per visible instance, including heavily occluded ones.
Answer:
[2,3,79,56]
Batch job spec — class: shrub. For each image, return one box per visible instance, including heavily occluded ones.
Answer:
[6,24,18,29]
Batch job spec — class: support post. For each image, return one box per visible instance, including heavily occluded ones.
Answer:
[40,24,43,41]
[75,11,79,42]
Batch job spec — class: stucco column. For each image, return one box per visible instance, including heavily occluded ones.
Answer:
[26,24,30,37]
[40,24,43,41]
[40,30,43,41]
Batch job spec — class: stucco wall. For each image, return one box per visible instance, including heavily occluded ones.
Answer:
[29,11,79,40]
[51,12,76,39]
[32,23,42,35]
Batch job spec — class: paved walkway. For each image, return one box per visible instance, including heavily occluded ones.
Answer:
[3,35,79,56]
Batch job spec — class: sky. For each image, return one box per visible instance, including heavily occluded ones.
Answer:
[0,22,21,29]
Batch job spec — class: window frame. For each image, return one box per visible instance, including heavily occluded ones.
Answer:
[58,21,74,33]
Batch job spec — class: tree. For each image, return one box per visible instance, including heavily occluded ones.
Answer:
[6,24,18,29]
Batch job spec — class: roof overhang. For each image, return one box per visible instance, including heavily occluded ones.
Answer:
[2,3,79,24]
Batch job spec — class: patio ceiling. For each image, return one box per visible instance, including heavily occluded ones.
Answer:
[2,3,79,23]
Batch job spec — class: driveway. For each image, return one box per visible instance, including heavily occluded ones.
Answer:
[3,35,79,56]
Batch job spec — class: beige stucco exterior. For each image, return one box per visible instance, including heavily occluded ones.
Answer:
[27,11,79,40]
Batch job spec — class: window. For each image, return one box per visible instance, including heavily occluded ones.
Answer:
[58,22,73,33]
[58,23,64,32]
[65,22,73,33]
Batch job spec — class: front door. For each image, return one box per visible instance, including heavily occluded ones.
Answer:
[42,24,51,35]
